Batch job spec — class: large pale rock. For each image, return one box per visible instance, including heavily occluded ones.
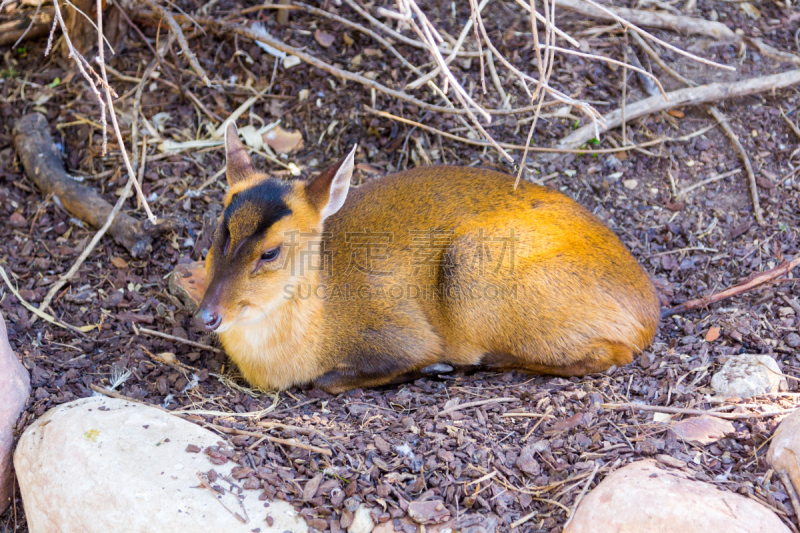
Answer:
[564,460,790,533]
[0,313,31,513]
[710,354,786,398]
[768,408,800,498]
[14,396,307,533]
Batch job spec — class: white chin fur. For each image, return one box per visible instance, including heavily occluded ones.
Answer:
[220,298,284,332]
[215,321,234,333]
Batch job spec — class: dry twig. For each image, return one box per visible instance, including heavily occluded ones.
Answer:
[558,69,800,149]
[0,266,84,335]
[663,256,800,317]
[137,327,223,353]
[602,402,799,420]
[562,462,600,528]
[12,113,159,258]
[708,106,765,226]
[437,397,517,417]
[557,0,735,40]
[203,422,333,456]
[141,0,210,86]
[778,470,800,530]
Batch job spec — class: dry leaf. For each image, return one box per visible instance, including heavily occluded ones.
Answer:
[303,473,324,501]
[238,125,265,150]
[110,257,128,269]
[356,162,382,175]
[667,110,684,118]
[343,33,354,46]
[154,352,177,365]
[283,55,301,68]
[740,2,761,19]
[263,126,304,154]
[756,176,777,189]
[706,326,721,342]
[670,416,734,445]
[314,29,335,48]
[653,412,673,423]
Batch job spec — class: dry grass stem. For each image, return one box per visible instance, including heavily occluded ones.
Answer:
[366,106,678,154]
[629,31,697,87]
[0,266,84,334]
[564,0,735,70]
[294,1,422,75]
[562,462,600,528]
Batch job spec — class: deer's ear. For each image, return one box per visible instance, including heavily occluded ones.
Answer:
[305,144,357,221]
[225,122,255,187]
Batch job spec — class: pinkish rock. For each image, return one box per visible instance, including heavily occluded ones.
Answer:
[565,459,790,533]
[15,397,307,533]
[767,408,800,499]
[1,313,31,513]
[407,500,450,525]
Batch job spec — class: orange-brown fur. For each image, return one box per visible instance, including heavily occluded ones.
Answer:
[200,141,659,393]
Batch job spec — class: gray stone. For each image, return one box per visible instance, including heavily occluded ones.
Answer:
[786,332,800,348]
[0,313,31,513]
[14,396,307,533]
[710,354,785,398]
[565,460,790,533]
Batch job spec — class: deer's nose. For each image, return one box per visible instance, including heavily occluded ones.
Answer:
[195,307,221,331]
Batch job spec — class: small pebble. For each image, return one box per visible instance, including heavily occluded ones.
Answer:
[623,179,638,190]
[786,332,800,348]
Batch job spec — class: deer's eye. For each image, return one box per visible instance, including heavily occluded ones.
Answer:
[260,247,280,263]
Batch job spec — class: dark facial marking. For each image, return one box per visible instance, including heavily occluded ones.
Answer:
[221,179,292,259]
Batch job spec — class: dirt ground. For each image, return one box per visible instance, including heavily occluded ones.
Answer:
[1,0,800,531]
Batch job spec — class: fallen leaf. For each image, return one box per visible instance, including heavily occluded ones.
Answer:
[553,412,585,431]
[238,125,265,150]
[356,162,382,175]
[706,326,721,342]
[670,416,735,445]
[667,109,684,118]
[263,125,304,154]
[756,176,777,189]
[303,473,323,501]
[343,33,354,46]
[740,2,761,19]
[314,29,335,48]
[110,256,128,269]
[653,412,673,423]
[154,352,177,365]
[9,212,27,227]
[283,55,301,68]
